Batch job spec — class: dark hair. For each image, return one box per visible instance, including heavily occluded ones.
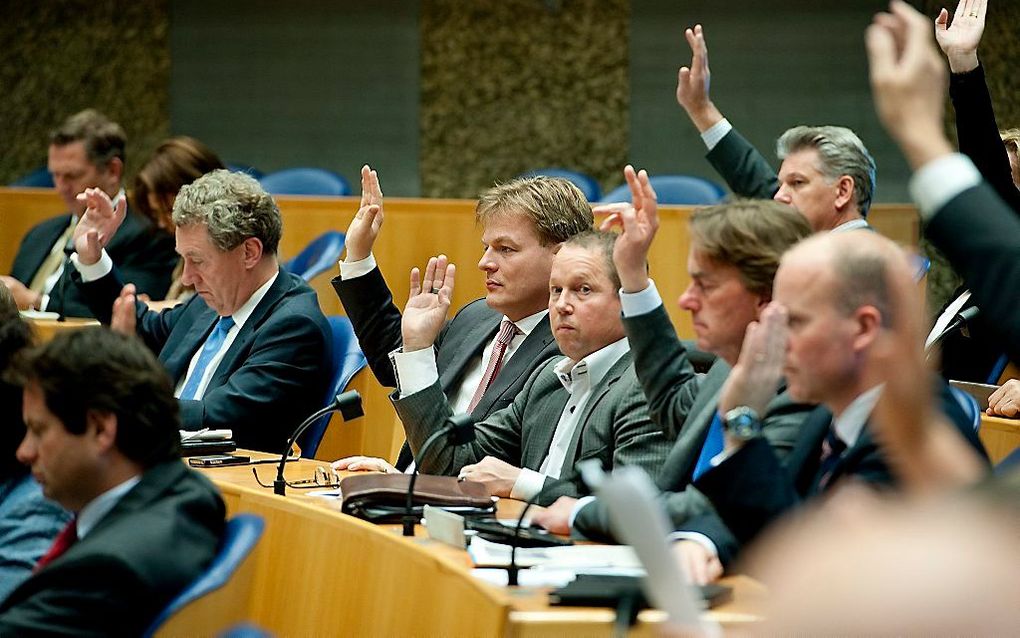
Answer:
[6,328,181,467]
[133,136,226,231]
[49,108,127,167]
[0,286,34,480]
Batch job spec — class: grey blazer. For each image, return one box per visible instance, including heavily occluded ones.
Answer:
[573,304,812,541]
[392,351,673,505]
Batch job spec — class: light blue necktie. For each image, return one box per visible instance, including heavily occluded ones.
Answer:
[691,413,725,481]
[179,316,235,400]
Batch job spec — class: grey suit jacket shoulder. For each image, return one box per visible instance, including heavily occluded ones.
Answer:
[393,350,672,505]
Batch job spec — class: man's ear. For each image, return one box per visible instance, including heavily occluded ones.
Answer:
[851,305,882,352]
[85,409,118,453]
[104,157,124,183]
[242,237,265,268]
[834,175,855,211]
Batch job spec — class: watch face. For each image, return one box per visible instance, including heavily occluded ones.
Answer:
[725,407,761,439]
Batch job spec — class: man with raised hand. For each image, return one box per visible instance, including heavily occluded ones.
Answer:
[532,167,814,582]
[390,229,671,503]
[675,24,877,233]
[333,166,593,471]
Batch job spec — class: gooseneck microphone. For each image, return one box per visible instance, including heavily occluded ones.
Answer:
[926,305,980,356]
[402,413,476,536]
[274,390,363,496]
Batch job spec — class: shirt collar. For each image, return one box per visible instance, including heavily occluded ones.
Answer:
[505,308,548,337]
[77,475,142,539]
[554,337,630,393]
[832,218,870,233]
[833,384,883,447]
[227,270,279,329]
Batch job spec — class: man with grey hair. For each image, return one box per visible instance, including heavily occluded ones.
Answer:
[66,169,331,452]
[2,109,176,318]
[675,24,877,232]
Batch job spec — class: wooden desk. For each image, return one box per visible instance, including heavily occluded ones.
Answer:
[165,454,765,636]
[979,413,1020,464]
[25,317,100,342]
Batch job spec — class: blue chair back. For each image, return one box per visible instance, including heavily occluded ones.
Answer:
[260,167,350,196]
[11,167,54,188]
[144,514,265,637]
[601,174,726,205]
[994,446,1020,476]
[281,231,346,281]
[949,386,982,433]
[986,354,1009,385]
[517,168,601,202]
[297,316,368,456]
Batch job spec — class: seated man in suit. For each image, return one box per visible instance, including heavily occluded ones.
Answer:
[333,166,593,471]
[0,285,71,601]
[533,169,814,564]
[67,170,332,452]
[391,230,672,503]
[667,229,987,580]
[1,109,176,318]
[674,24,877,233]
[0,327,224,635]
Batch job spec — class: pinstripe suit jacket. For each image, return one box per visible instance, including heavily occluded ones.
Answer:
[392,350,673,506]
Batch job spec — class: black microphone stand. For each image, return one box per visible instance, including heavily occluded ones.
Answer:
[926,305,981,356]
[274,390,363,496]
[402,413,476,537]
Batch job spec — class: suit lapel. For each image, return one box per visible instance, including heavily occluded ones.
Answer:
[161,306,217,382]
[563,352,631,465]
[473,315,557,416]
[657,361,727,488]
[438,314,499,393]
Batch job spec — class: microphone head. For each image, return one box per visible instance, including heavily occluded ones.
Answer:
[446,413,476,445]
[335,390,364,421]
[959,305,980,323]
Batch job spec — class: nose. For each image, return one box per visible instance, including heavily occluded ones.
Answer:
[553,291,573,314]
[180,261,197,286]
[15,435,35,466]
[773,185,793,205]
[678,283,699,311]
[477,247,496,273]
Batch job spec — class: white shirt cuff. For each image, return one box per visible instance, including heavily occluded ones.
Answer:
[568,495,598,529]
[668,531,719,558]
[339,253,377,280]
[619,278,662,317]
[390,347,440,398]
[701,118,733,151]
[71,250,114,282]
[909,153,982,222]
[510,468,546,501]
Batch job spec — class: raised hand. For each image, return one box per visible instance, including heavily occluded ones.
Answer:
[867,0,953,170]
[73,188,127,266]
[934,0,985,73]
[401,255,455,351]
[596,165,659,293]
[344,164,385,262]
[718,302,789,419]
[676,24,724,132]
[110,284,137,335]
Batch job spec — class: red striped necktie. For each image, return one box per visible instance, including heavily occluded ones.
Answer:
[35,517,78,572]
[467,320,521,413]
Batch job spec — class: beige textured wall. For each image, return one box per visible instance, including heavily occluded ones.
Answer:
[420,0,629,199]
[922,0,1020,315]
[0,0,170,186]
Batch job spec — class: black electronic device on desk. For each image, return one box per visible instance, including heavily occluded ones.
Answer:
[550,574,732,609]
[179,429,236,457]
[467,518,574,547]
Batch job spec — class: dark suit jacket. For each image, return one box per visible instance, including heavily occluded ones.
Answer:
[705,128,781,200]
[0,461,225,637]
[392,351,673,506]
[10,207,176,319]
[685,380,986,565]
[936,66,1020,382]
[333,268,560,467]
[573,305,813,542]
[925,183,1020,364]
[77,269,332,452]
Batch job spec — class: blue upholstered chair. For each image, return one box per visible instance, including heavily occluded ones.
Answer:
[143,514,265,637]
[11,167,54,188]
[601,174,726,205]
[281,231,346,281]
[297,316,368,457]
[948,386,982,433]
[260,168,350,196]
[517,168,602,202]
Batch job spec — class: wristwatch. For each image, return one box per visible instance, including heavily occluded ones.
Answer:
[722,406,762,440]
